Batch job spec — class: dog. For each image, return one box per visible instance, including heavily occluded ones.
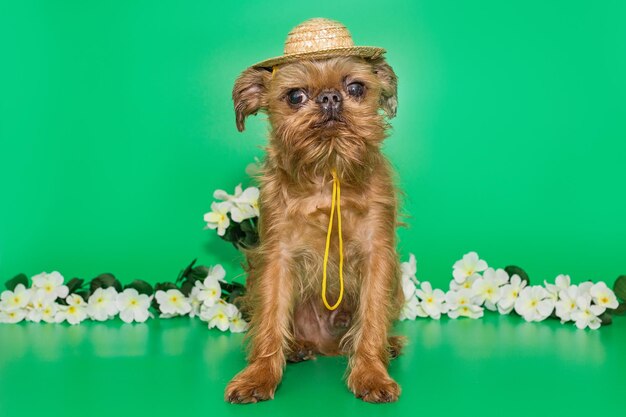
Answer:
[225,18,404,403]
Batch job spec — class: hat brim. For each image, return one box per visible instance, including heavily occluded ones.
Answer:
[251,46,386,69]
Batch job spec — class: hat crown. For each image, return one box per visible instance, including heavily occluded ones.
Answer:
[283,18,354,55]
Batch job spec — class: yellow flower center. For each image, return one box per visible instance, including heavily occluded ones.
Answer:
[601,297,609,304]
[68,306,76,314]
[131,299,137,306]
[531,300,538,307]
[170,296,178,303]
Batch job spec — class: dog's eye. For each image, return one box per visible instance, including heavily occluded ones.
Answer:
[287,89,307,106]
[347,82,365,98]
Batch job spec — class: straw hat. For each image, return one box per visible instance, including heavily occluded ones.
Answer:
[251,18,386,69]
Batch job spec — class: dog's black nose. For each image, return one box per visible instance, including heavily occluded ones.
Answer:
[315,89,342,115]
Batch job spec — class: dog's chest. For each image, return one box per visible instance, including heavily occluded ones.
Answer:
[286,181,368,240]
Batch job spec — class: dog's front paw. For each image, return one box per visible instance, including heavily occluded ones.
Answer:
[225,364,281,404]
[348,366,401,403]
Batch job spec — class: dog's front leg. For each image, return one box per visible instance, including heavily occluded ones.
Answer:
[225,241,293,403]
[347,227,401,403]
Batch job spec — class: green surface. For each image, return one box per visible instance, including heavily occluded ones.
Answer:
[1,1,626,415]
[1,0,625,288]
[1,315,625,416]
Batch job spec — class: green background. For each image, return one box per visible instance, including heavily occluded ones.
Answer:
[1,2,625,416]
[1,1,625,288]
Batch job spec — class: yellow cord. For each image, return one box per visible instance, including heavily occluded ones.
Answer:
[322,169,344,311]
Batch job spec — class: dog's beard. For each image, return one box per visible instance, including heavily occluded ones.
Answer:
[271,111,387,184]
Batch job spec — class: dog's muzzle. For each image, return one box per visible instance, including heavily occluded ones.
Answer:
[315,89,342,119]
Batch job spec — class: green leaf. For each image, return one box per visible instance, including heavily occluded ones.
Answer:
[66,278,85,294]
[90,273,122,293]
[176,259,197,284]
[613,275,626,302]
[600,312,613,326]
[240,219,254,233]
[228,287,245,304]
[124,280,153,296]
[5,273,28,291]
[154,282,178,292]
[504,266,530,285]
[180,280,194,297]
[188,266,209,283]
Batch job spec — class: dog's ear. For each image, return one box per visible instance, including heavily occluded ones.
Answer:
[372,58,398,119]
[232,67,272,132]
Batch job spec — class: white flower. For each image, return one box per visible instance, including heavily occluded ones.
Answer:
[230,186,260,222]
[415,282,447,319]
[497,274,527,314]
[195,275,223,309]
[117,289,152,323]
[67,293,86,308]
[201,301,232,331]
[514,286,555,322]
[31,271,69,300]
[450,274,479,291]
[589,282,618,310]
[27,289,57,323]
[555,285,579,322]
[401,253,418,285]
[40,303,59,323]
[399,263,423,321]
[55,295,88,325]
[571,295,604,330]
[400,296,424,320]
[401,271,416,301]
[213,184,243,210]
[452,252,488,284]
[87,287,119,321]
[228,307,249,333]
[206,264,226,283]
[472,268,507,311]
[0,309,26,323]
[204,201,231,236]
[245,156,263,177]
[189,286,203,318]
[0,284,31,311]
[544,274,571,302]
[446,289,483,319]
[577,281,594,296]
[155,289,191,316]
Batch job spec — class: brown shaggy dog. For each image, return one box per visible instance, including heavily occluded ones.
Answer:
[225,56,404,403]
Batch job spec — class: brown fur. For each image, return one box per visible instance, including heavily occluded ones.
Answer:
[225,56,404,404]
